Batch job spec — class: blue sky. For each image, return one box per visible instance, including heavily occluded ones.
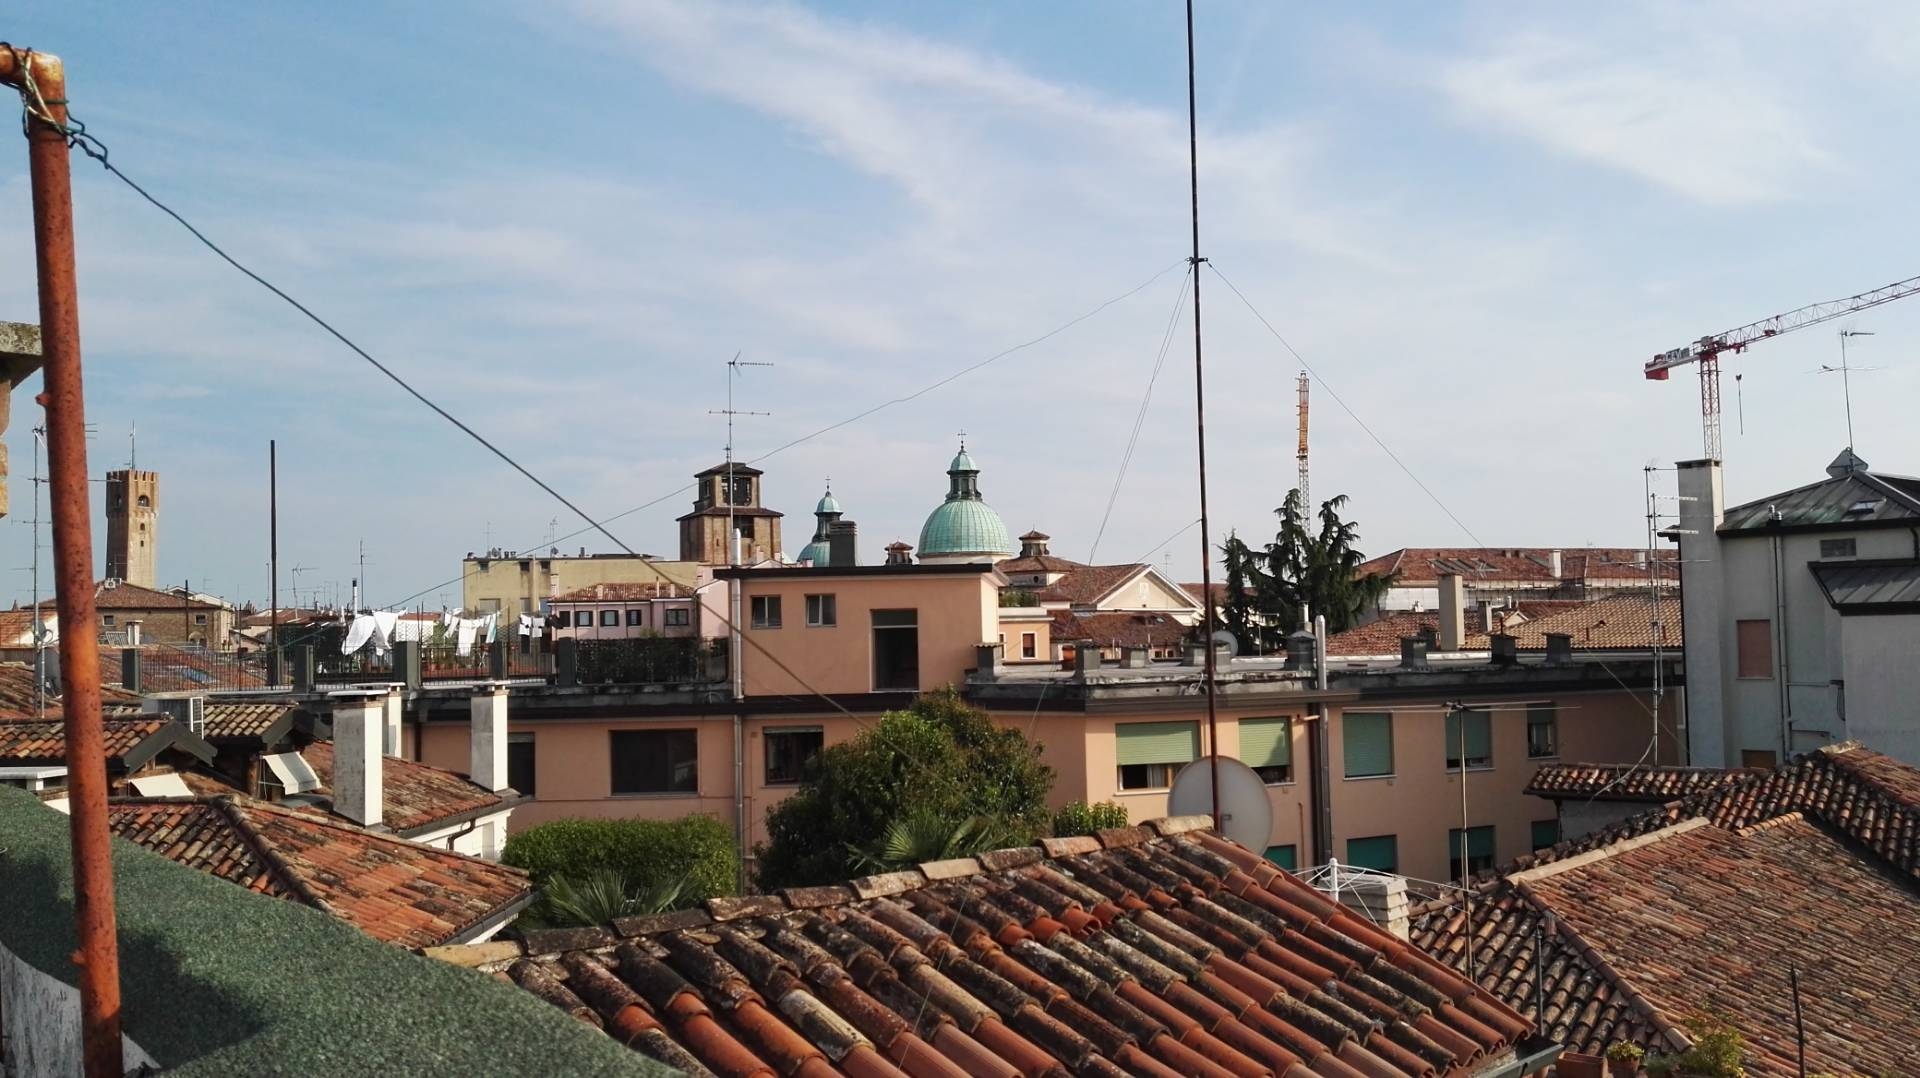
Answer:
[3,1,1919,609]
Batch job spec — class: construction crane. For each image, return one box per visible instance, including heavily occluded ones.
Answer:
[1296,371,1310,510]
[1646,273,1920,459]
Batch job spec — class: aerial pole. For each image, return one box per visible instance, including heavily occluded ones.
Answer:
[1181,0,1223,831]
[1296,371,1310,510]
[1,44,124,1077]
[269,439,278,675]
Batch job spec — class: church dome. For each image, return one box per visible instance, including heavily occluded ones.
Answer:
[918,442,1013,562]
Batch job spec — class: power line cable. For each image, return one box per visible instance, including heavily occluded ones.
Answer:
[1089,267,1191,563]
[1207,262,1491,551]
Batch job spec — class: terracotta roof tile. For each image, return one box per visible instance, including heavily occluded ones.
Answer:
[1412,742,1920,1066]
[301,739,505,835]
[0,661,141,717]
[1052,611,1187,650]
[0,716,182,767]
[446,822,1529,1077]
[1494,593,1680,650]
[1044,564,1148,606]
[1351,547,1676,586]
[553,582,690,602]
[109,796,531,948]
[1525,763,1742,802]
[1325,609,1492,657]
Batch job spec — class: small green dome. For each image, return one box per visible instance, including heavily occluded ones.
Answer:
[815,491,842,515]
[798,539,834,566]
[919,499,1013,558]
[949,448,978,473]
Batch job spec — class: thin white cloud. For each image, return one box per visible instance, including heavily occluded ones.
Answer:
[1438,30,1831,206]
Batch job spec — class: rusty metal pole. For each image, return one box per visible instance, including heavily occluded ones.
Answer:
[1,45,125,1078]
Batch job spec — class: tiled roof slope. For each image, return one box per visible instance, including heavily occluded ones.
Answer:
[301,739,506,834]
[439,817,1532,1078]
[1325,610,1491,658]
[1350,548,1673,586]
[1042,564,1149,606]
[0,716,206,769]
[1522,815,1920,1075]
[108,796,533,948]
[1524,763,1740,803]
[1053,611,1188,650]
[198,701,303,747]
[1411,743,1920,1059]
[0,660,141,716]
[1493,593,1679,651]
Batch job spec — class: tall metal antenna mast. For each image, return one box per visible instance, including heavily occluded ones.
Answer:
[1182,0,1224,832]
[709,352,771,567]
[1296,371,1310,510]
[1830,330,1877,450]
[127,421,135,470]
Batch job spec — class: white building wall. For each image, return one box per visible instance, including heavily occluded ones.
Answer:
[1676,460,1729,766]
[1842,615,1920,764]
[411,808,514,860]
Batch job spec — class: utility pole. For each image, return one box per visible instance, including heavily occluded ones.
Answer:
[2,45,125,1077]
[269,440,278,673]
[708,351,768,896]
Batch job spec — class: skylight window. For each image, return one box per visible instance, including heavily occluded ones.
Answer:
[1846,499,1883,515]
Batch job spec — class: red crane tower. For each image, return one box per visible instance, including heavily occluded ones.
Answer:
[1646,273,1920,459]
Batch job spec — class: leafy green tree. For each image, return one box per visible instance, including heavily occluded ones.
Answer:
[757,687,1055,887]
[1221,490,1393,652]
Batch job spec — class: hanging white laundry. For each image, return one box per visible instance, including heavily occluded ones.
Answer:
[342,614,378,655]
[370,611,401,653]
[389,618,433,643]
[456,618,481,656]
[484,612,499,645]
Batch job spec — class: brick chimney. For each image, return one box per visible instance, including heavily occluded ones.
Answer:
[330,690,384,826]
[829,520,859,568]
[382,686,404,758]
[1438,572,1465,651]
[470,684,509,793]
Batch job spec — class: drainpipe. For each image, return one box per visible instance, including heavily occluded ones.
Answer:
[1309,614,1332,865]
[1,46,124,1078]
[1770,524,1791,759]
[728,546,748,893]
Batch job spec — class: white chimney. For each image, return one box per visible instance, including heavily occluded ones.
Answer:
[1318,865,1409,941]
[470,684,509,792]
[1438,573,1466,652]
[331,690,384,826]
[382,686,404,758]
[126,620,142,646]
[1549,549,1564,580]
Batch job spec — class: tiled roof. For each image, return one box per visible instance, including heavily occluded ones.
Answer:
[1525,763,1741,803]
[1053,611,1188,650]
[199,701,304,747]
[1325,610,1491,658]
[108,796,533,948]
[0,716,213,771]
[300,739,507,835]
[1045,564,1149,606]
[1493,593,1680,651]
[0,608,51,644]
[553,582,690,602]
[1350,548,1674,586]
[0,660,141,717]
[439,817,1532,1078]
[1411,743,1920,1063]
[93,580,223,610]
[996,554,1088,575]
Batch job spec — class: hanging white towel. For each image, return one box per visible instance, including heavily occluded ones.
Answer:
[456,618,481,656]
[371,611,401,653]
[342,614,378,655]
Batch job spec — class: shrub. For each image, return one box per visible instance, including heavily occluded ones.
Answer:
[1645,1012,1745,1078]
[1052,800,1130,837]
[518,869,687,930]
[502,814,735,905]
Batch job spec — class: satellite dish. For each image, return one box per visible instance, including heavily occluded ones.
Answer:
[1210,630,1240,656]
[1168,755,1273,851]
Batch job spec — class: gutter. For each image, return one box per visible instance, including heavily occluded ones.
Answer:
[448,889,536,945]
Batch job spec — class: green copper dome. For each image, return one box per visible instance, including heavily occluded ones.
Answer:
[815,491,842,515]
[918,442,1012,559]
[798,539,833,566]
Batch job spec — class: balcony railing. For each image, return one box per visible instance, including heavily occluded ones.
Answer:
[570,637,723,686]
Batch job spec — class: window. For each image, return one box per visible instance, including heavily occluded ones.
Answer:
[553,610,572,629]
[193,613,209,626]
[764,727,824,786]
[508,733,536,798]
[626,609,645,627]
[1343,712,1394,778]
[101,614,116,627]
[729,476,753,506]
[1448,825,1496,880]
[1021,632,1037,659]
[1240,717,1293,785]
[136,494,150,508]
[1819,537,1858,559]
[1531,818,1560,850]
[599,609,620,627]
[663,608,690,628]
[1264,845,1297,871]
[1527,704,1559,759]
[1346,835,1397,873]
[1445,709,1493,770]
[751,595,783,629]
[1116,720,1200,790]
[1741,749,1778,769]
[806,594,837,627]
[1736,619,1772,679]
[873,609,919,691]
[610,729,698,794]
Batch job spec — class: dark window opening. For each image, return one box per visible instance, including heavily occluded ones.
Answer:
[873,609,918,691]
[751,595,782,629]
[1819,537,1858,559]
[508,733,536,798]
[1448,825,1496,880]
[664,608,690,627]
[626,609,645,627]
[1527,704,1558,759]
[610,729,698,794]
[806,594,837,627]
[764,727,823,786]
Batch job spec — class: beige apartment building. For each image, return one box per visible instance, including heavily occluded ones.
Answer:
[460,551,701,619]
[404,559,1681,885]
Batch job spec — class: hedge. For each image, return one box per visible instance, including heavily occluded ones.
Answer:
[1052,800,1130,837]
[502,814,735,904]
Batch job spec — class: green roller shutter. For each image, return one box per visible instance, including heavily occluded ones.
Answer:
[1445,710,1493,765]
[1531,819,1560,850]
[1343,713,1394,777]
[1263,844,1297,870]
[1115,721,1200,767]
[1239,718,1292,769]
[1449,826,1495,858]
[1346,835,1397,872]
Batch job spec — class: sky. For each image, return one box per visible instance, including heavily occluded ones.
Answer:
[4,1,1920,610]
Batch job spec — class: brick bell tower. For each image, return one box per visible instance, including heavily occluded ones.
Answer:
[104,469,157,587]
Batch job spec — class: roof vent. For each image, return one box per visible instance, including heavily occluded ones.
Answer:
[1544,632,1573,665]
[261,751,321,795]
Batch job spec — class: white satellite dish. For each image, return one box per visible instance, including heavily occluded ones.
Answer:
[1209,630,1240,657]
[1168,755,1273,851]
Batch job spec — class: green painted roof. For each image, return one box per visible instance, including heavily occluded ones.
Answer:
[919,497,1013,557]
[798,539,833,566]
[815,491,842,515]
[0,785,669,1077]
[949,448,978,473]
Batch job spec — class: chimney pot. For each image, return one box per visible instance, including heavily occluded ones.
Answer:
[1074,642,1102,676]
[1438,573,1466,651]
[828,520,858,567]
[975,643,1003,678]
[330,691,384,826]
[1319,869,1409,940]
[1549,548,1564,580]
[1122,645,1151,669]
[1283,629,1316,671]
[470,684,510,792]
[1544,632,1574,665]
[1490,635,1518,667]
[1399,637,1430,670]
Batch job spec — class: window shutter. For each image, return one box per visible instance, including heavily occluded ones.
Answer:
[1346,835,1396,871]
[1343,713,1393,777]
[1239,718,1292,768]
[1263,845,1297,870]
[1445,711,1493,762]
[1115,721,1200,767]
[1470,826,1493,857]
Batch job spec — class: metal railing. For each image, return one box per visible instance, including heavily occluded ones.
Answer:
[571,636,722,686]
[123,645,275,693]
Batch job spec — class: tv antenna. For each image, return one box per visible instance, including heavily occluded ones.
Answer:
[1818,329,1885,451]
[709,352,772,566]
